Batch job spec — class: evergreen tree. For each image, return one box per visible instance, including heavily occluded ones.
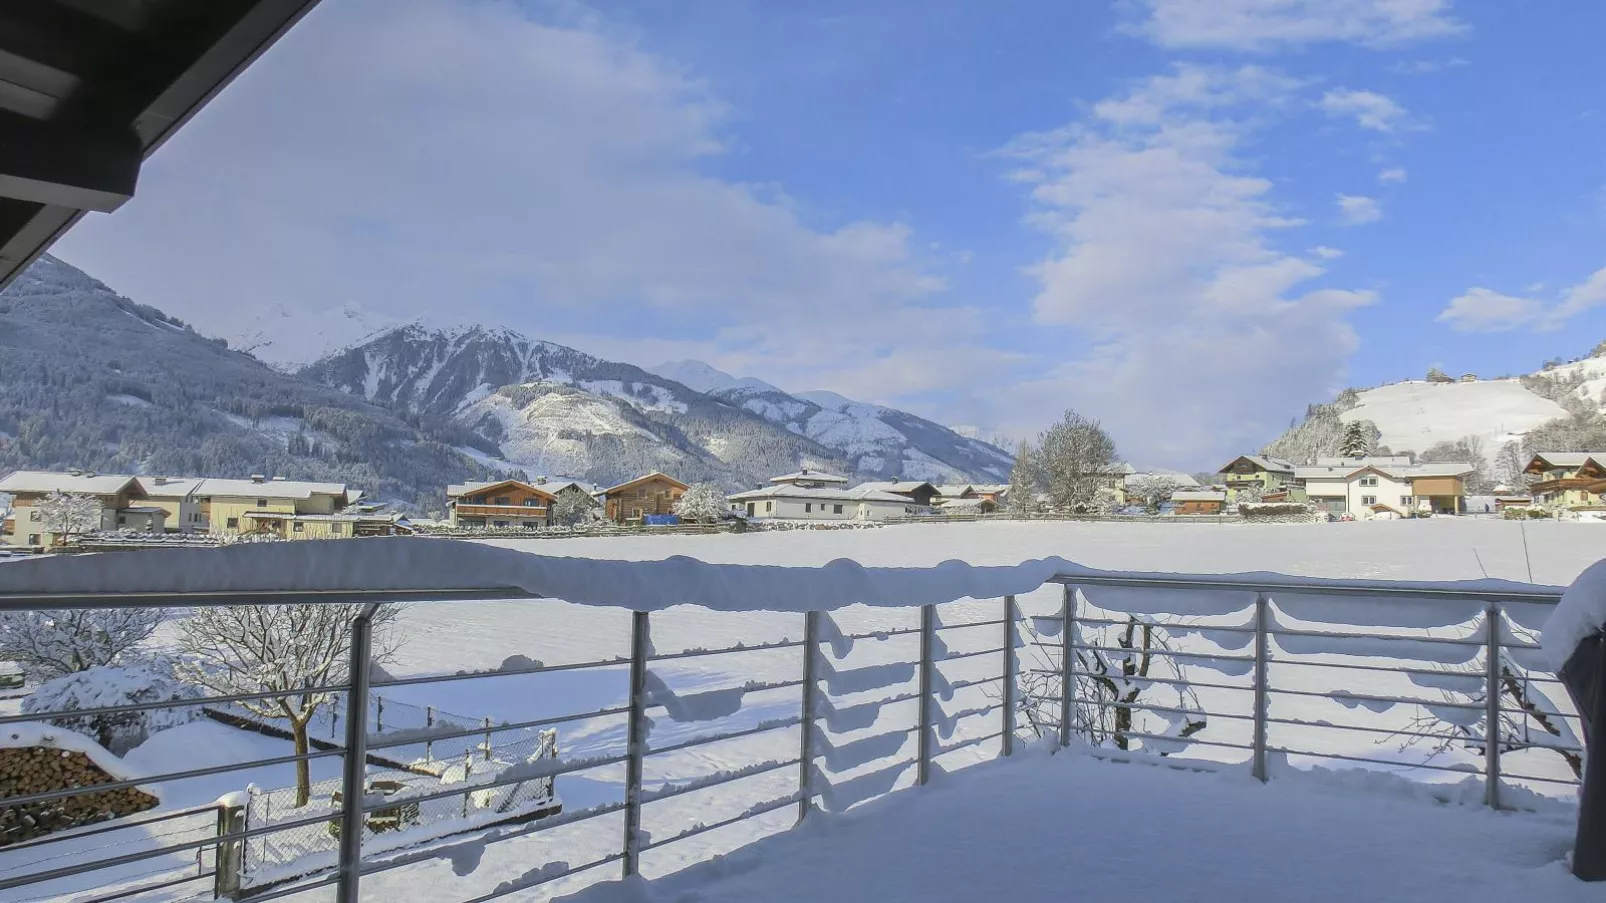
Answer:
[1338,420,1371,458]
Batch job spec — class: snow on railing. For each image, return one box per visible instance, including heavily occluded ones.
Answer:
[0,541,1585,903]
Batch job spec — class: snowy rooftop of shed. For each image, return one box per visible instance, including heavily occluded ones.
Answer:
[768,470,849,485]
[1172,489,1226,502]
[852,481,936,494]
[728,485,910,504]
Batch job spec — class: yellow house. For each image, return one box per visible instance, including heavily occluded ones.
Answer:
[197,475,361,539]
[1523,453,1606,509]
[0,471,163,549]
[139,477,209,532]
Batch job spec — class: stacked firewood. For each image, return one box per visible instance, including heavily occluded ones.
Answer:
[0,746,158,847]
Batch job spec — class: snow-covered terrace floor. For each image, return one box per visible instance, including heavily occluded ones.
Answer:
[571,748,1593,903]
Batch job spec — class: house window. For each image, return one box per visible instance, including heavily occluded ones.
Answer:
[522,520,539,528]
[1401,496,1413,506]
[27,534,39,545]
[833,504,843,514]
[256,498,268,507]
[330,524,343,535]
[632,508,642,518]
[805,503,813,513]
[28,509,38,521]
[293,522,305,533]
[1361,495,1376,506]
[117,515,126,525]
[226,517,239,529]
[494,496,510,505]
[523,499,537,507]
[636,487,646,498]
[766,501,773,513]
[1359,477,1377,487]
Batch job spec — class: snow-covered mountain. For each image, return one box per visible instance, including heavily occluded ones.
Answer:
[648,361,1014,483]
[303,330,1010,488]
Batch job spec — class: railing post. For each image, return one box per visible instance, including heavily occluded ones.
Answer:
[917,604,935,785]
[424,706,434,764]
[483,718,493,762]
[1251,592,1270,783]
[622,610,651,877]
[1484,601,1502,810]
[336,603,379,903]
[375,696,383,735]
[214,801,246,899]
[798,611,820,823]
[1059,585,1075,748]
[1001,595,1016,757]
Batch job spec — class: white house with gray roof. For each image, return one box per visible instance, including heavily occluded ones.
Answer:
[729,485,913,521]
[1294,458,1474,517]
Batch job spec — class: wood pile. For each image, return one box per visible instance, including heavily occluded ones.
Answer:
[0,746,158,847]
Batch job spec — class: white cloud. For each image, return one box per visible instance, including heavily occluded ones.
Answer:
[1309,245,1345,259]
[54,0,985,411]
[997,65,1375,465]
[1127,0,1467,52]
[1377,167,1408,183]
[1436,288,1543,332]
[1320,89,1414,132]
[1436,268,1606,332]
[1336,194,1383,225]
[1389,57,1470,75]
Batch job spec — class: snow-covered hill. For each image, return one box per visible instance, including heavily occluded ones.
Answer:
[1336,380,1567,462]
[649,361,1014,483]
[303,331,1011,488]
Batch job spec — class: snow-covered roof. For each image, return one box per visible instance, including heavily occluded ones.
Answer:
[1295,460,1474,481]
[0,470,141,496]
[938,497,991,509]
[1172,489,1226,502]
[604,472,690,494]
[933,485,973,497]
[852,481,936,494]
[545,479,602,495]
[1219,455,1294,474]
[1527,452,1606,470]
[446,479,555,499]
[768,470,849,485]
[729,485,910,504]
[139,477,207,498]
[970,484,1009,494]
[1125,472,1201,488]
[195,477,350,500]
[1315,456,1413,467]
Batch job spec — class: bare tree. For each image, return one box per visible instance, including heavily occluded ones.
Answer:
[1035,410,1118,513]
[1493,441,1526,490]
[177,604,403,806]
[673,482,728,523]
[1127,475,1181,513]
[0,608,164,679]
[1016,612,1206,752]
[36,491,102,542]
[1006,442,1042,514]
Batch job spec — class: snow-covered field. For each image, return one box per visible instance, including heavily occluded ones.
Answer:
[1337,378,1565,463]
[6,520,1603,903]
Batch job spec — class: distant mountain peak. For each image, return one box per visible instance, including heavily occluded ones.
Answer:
[648,359,782,396]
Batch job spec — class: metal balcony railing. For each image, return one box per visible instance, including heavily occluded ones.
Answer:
[0,565,1578,903]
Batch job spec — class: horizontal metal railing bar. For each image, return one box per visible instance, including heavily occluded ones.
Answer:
[1514,674,1565,685]
[1500,639,1543,650]
[1071,641,1257,664]
[645,678,808,712]
[1074,614,1260,633]
[1051,572,1563,604]
[936,617,1009,632]
[356,800,633,883]
[367,704,632,754]
[0,587,541,611]
[1505,739,1585,754]
[371,656,629,691]
[647,638,807,662]
[944,675,1003,691]
[1046,667,1254,695]
[1266,685,1484,712]
[459,851,626,903]
[1498,706,1581,722]
[825,689,924,713]
[641,792,803,853]
[934,730,1004,756]
[1067,696,1252,723]
[937,645,1007,662]
[836,626,924,641]
[1500,772,1582,787]
[1271,746,1487,775]
[647,717,804,757]
[0,683,355,727]
[359,754,631,815]
[1267,626,1486,647]
[231,871,344,903]
[0,746,345,810]
[1115,730,1254,753]
[643,758,802,805]
[0,802,222,855]
[1265,656,1486,682]
[69,869,214,903]
[1264,716,1473,744]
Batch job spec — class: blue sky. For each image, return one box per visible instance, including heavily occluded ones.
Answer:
[54,0,1606,468]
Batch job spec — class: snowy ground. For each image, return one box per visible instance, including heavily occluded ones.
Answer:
[562,745,1594,903]
[6,519,1605,902]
